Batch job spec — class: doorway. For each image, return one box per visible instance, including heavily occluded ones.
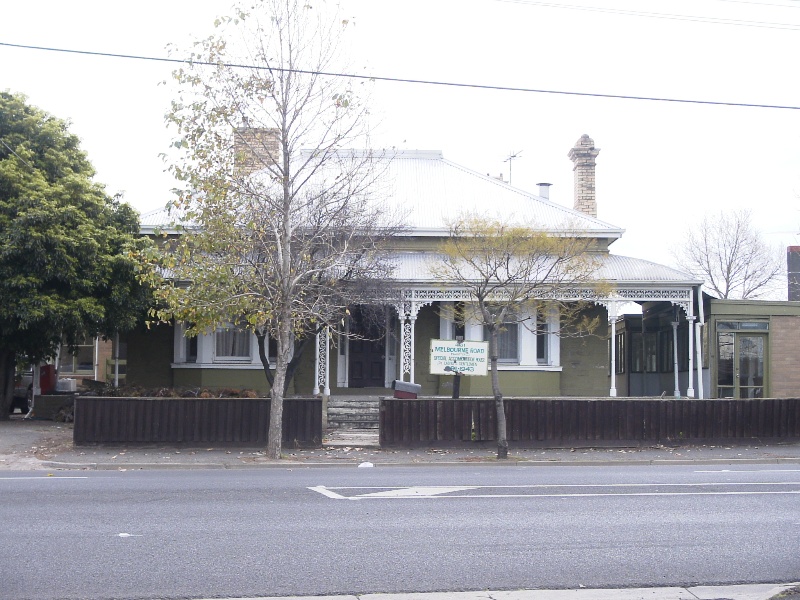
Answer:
[717,331,766,398]
[347,306,386,388]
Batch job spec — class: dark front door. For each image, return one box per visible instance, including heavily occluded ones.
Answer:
[348,307,385,388]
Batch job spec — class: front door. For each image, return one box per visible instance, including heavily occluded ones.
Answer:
[717,332,767,398]
[348,307,386,388]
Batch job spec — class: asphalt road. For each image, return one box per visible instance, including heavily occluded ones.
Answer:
[2,464,799,600]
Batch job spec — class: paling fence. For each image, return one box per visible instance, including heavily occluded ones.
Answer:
[74,396,322,448]
[379,397,800,447]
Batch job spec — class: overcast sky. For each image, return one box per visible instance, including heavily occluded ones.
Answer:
[2,0,799,295]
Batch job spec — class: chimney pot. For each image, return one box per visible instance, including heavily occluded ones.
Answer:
[537,182,552,200]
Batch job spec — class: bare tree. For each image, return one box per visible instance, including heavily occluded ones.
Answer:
[432,215,603,459]
[144,0,399,459]
[674,209,783,299]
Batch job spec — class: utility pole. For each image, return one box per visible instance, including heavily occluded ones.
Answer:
[504,150,522,185]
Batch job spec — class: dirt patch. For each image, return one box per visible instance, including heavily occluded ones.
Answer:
[0,419,74,469]
[32,429,74,460]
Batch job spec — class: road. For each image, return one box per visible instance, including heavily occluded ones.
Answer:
[1,464,799,600]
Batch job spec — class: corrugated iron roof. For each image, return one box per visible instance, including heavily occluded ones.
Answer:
[380,151,622,237]
[137,151,697,288]
[387,251,699,286]
[139,150,624,238]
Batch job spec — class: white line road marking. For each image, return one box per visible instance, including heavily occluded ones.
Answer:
[325,482,800,490]
[355,491,800,499]
[0,476,88,480]
[309,482,800,500]
[695,469,800,473]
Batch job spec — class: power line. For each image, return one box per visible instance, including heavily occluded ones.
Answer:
[0,139,34,170]
[492,0,800,30]
[712,0,800,9]
[1,41,799,111]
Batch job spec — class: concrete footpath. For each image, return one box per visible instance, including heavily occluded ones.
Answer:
[3,416,800,471]
[2,417,800,600]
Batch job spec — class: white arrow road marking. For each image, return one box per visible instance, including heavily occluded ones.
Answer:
[308,485,348,499]
[309,485,476,499]
[356,486,477,498]
[116,533,143,538]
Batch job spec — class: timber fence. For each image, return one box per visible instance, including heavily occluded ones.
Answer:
[379,397,800,447]
[74,396,322,448]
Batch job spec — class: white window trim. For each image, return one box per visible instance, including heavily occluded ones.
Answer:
[173,323,266,369]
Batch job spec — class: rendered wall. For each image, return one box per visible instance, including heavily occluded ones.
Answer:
[456,370,561,397]
[559,307,609,396]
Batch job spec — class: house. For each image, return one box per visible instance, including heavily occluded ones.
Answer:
[127,135,708,399]
[614,247,800,400]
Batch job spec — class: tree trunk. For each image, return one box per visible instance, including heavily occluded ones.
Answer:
[256,332,311,396]
[488,327,508,459]
[0,351,16,421]
[265,314,295,459]
[266,363,285,459]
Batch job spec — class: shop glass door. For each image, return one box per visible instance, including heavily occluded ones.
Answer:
[717,332,766,398]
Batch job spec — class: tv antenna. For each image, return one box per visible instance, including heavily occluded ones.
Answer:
[504,150,522,185]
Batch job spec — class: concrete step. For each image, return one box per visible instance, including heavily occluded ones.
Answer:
[327,396,381,430]
[328,408,381,419]
[328,396,380,406]
[327,403,379,412]
[327,421,379,430]
[328,402,380,410]
[324,428,380,447]
[328,407,379,415]
[328,414,379,425]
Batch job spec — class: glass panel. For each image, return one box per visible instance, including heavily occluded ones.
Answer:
[738,335,764,392]
[717,322,738,330]
[59,345,75,373]
[739,322,768,330]
[658,331,673,373]
[741,386,763,399]
[615,332,625,374]
[486,324,519,362]
[644,333,657,373]
[630,332,643,373]
[497,323,518,361]
[215,328,250,358]
[76,346,94,371]
[717,332,734,387]
[536,315,548,364]
[677,326,689,371]
[717,386,735,398]
[59,342,95,373]
[186,336,197,363]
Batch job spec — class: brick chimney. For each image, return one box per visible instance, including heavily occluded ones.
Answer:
[233,126,280,176]
[789,246,800,301]
[567,134,600,218]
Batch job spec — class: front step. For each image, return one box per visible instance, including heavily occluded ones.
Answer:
[324,428,380,447]
[327,395,380,430]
